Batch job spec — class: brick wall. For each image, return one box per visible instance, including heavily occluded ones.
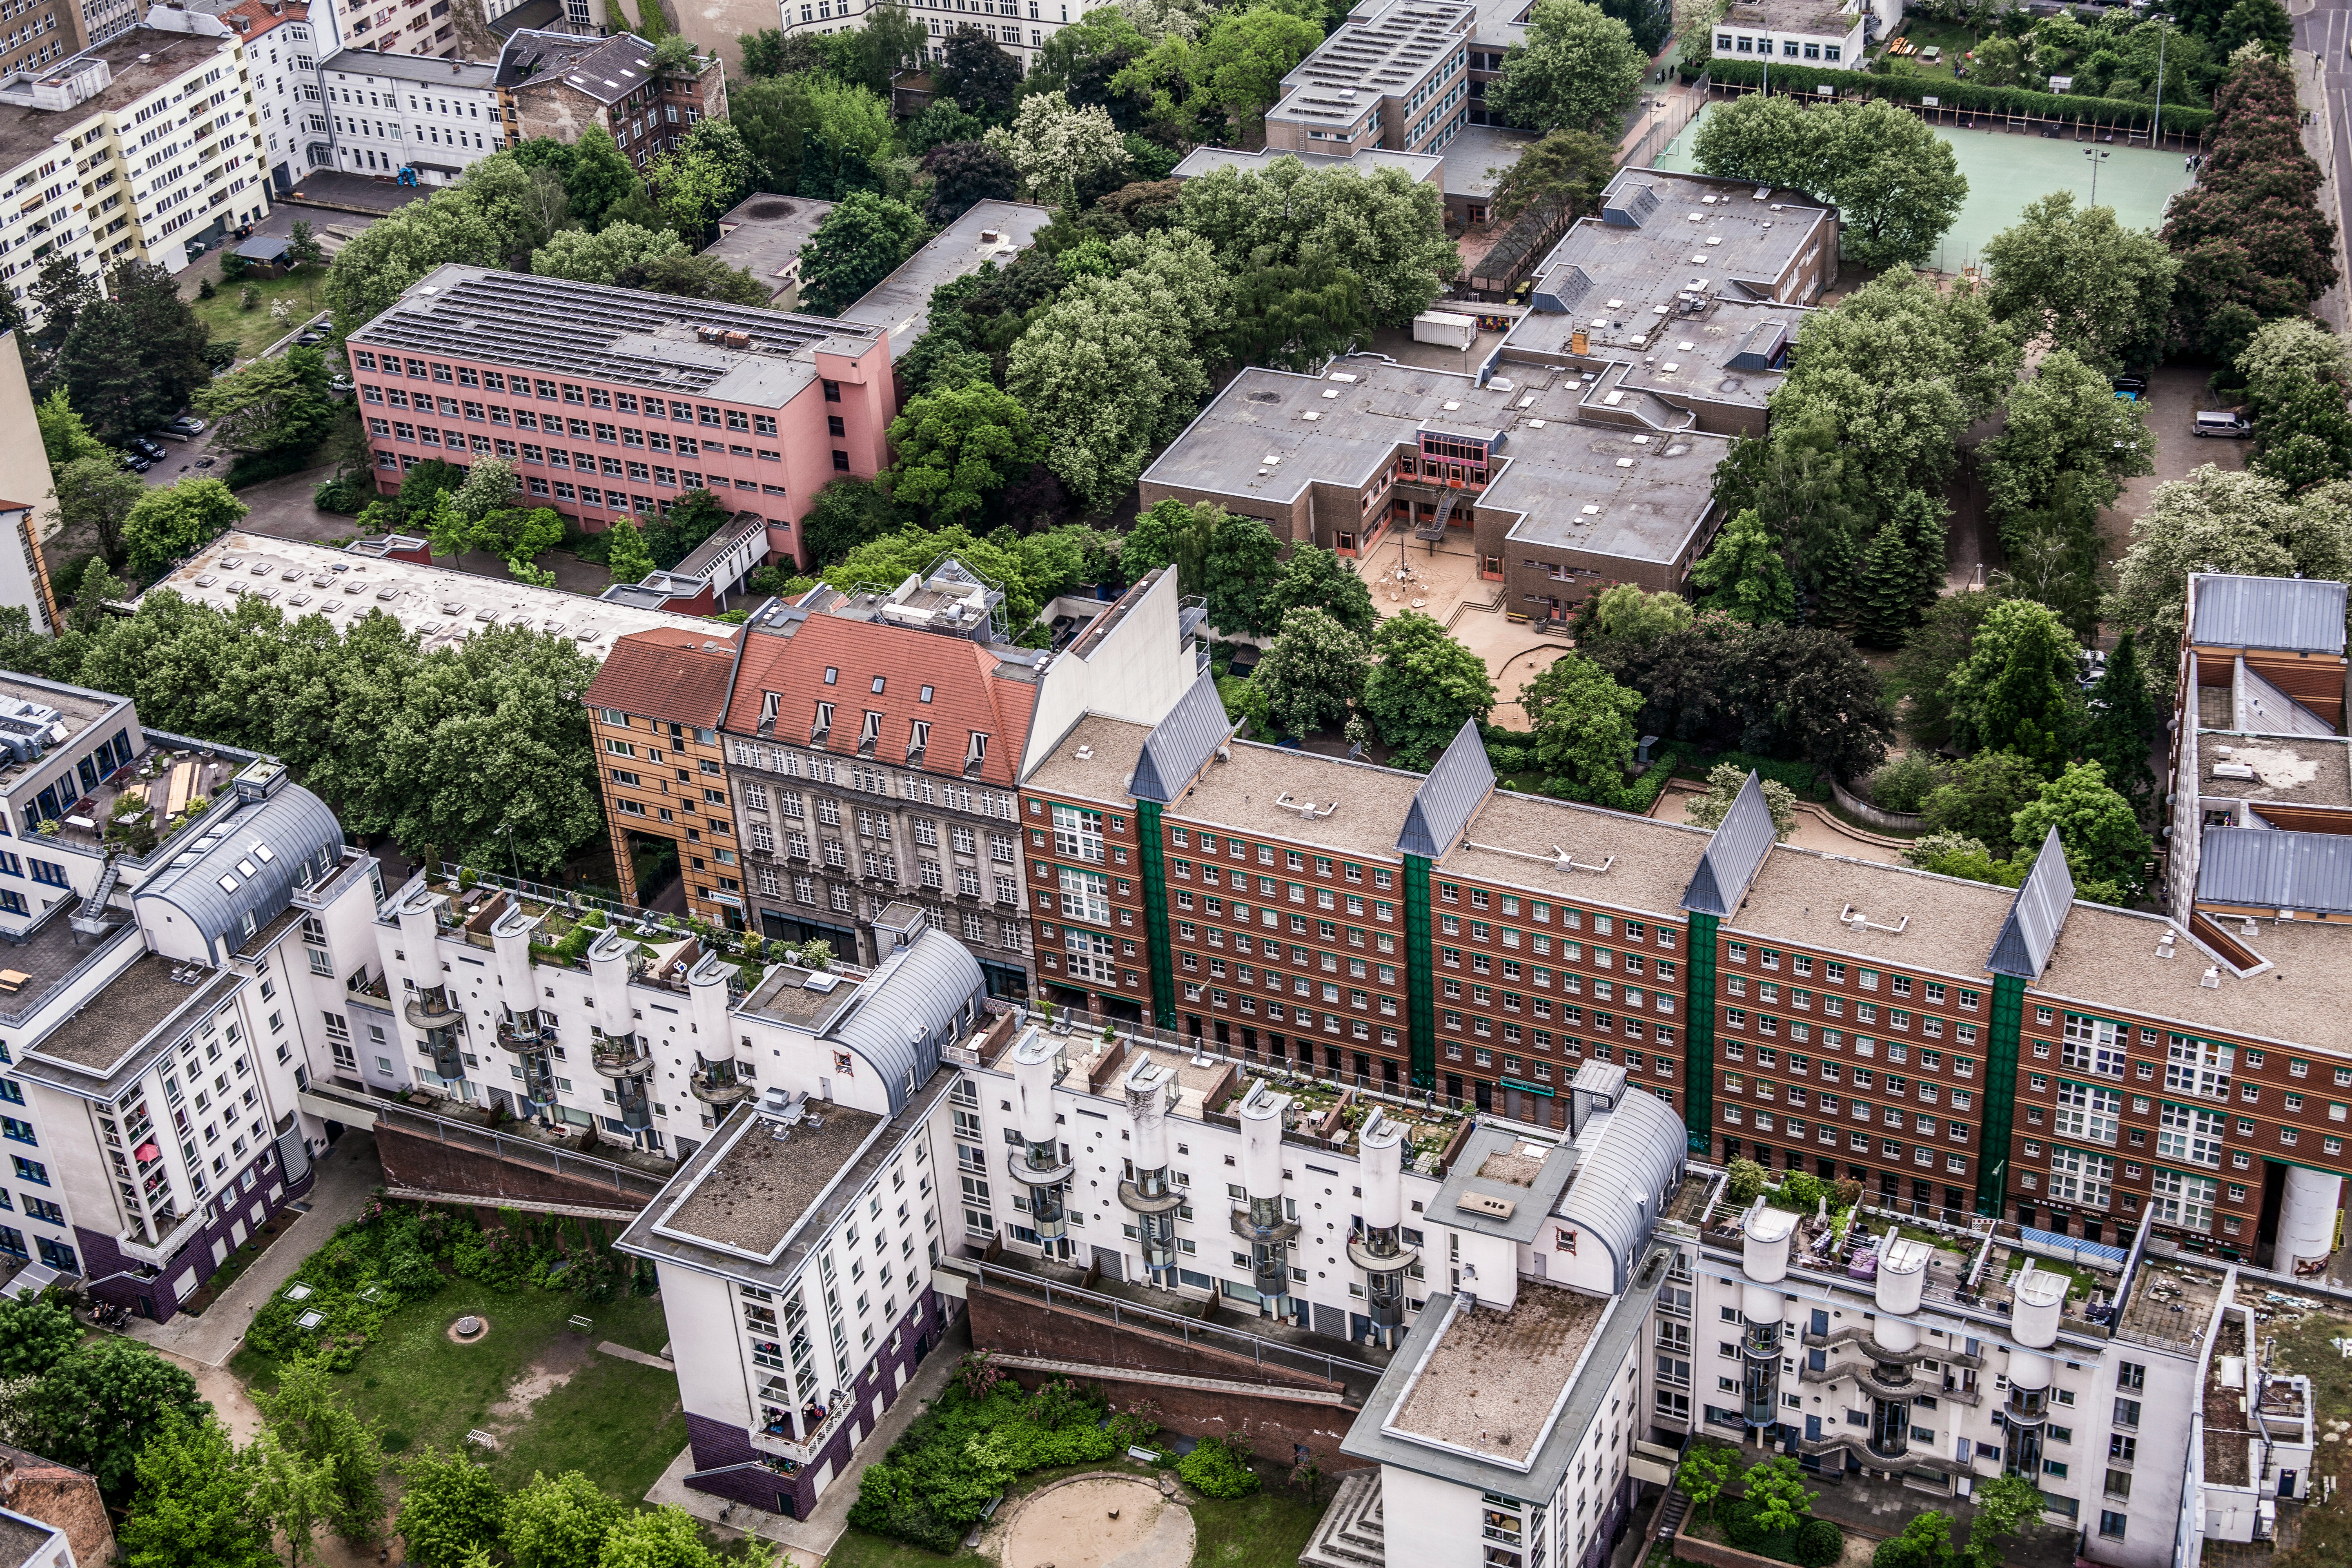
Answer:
[373,1125,651,1213]
[965,1285,1370,1472]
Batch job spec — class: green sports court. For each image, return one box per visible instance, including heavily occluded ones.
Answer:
[1650,105,2195,274]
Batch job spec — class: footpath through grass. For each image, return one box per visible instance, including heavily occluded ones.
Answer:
[232,1263,684,1501]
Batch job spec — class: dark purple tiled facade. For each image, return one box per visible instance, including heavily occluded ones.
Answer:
[683,1287,949,1519]
[74,1142,314,1323]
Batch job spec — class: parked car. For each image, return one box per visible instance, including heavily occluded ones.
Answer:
[2110,374,2146,402]
[2193,410,2252,438]
[122,453,151,473]
[294,330,325,346]
[195,456,216,469]
[131,437,166,459]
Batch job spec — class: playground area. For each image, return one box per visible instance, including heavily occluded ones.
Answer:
[1650,104,2195,273]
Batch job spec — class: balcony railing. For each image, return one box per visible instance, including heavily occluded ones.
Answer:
[405,993,461,1029]
[689,1069,755,1108]
[593,1041,653,1077]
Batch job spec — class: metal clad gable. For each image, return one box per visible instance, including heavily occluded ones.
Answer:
[2196,825,2352,917]
[1679,772,1773,918]
[1394,722,1494,859]
[2189,574,2348,655]
[1130,676,1235,805]
[1987,829,2075,978]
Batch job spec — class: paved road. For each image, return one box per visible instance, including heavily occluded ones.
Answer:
[2292,7,2351,331]
[122,1128,385,1368]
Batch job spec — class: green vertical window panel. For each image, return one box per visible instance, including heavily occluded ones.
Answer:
[1137,800,1176,1030]
[1978,973,2025,1216]
[1404,853,1436,1089]
[1683,911,1717,1154]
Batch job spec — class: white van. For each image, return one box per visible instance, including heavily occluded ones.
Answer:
[2193,410,2252,438]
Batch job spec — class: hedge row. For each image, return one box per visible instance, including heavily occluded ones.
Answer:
[1686,58,2214,138]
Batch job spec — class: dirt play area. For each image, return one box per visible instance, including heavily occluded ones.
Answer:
[989,1474,1198,1568]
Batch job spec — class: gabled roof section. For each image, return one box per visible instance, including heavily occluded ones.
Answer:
[586,630,738,727]
[494,28,673,100]
[1988,828,2076,978]
[1130,676,1236,804]
[1395,722,1494,859]
[1679,772,1774,918]
[2189,574,2348,656]
[2233,656,2339,737]
[722,611,1037,788]
[2195,825,2352,917]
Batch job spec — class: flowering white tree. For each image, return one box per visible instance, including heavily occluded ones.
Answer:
[984,91,1131,210]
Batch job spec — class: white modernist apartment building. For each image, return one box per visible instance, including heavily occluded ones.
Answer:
[318,45,499,183]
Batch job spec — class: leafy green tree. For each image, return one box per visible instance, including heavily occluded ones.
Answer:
[2107,465,2352,663]
[882,381,1045,523]
[1006,230,1229,508]
[1362,612,1496,768]
[1921,749,2044,851]
[1944,598,2081,774]
[194,346,339,457]
[254,1352,385,1546]
[1689,509,1794,623]
[394,1449,507,1568]
[1255,608,1370,739]
[650,119,755,241]
[1123,496,1221,596]
[1259,543,1376,635]
[1193,7,1323,129]
[52,452,144,561]
[922,140,1022,224]
[604,516,656,584]
[1899,832,2028,889]
[1486,127,1619,232]
[1694,96,1967,270]
[284,219,326,271]
[1522,652,1642,807]
[800,191,930,315]
[1218,257,1368,373]
[1683,763,1795,840]
[37,388,109,466]
[1979,350,2155,548]
[986,91,1132,209]
[1487,0,1645,135]
[799,477,905,569]
[0,1292,80,1377]
[1200,511,1284,637]
[1676,1445,1736,1528]
[1573,582,1693,648]
[1980,192,2178,373]
[61,261,213,443]
[530,223,688,284]
[1176,157,1455,327]
[1871,1512,1958,1568]
[1889,590,2001,750]
[122,479,249,578]
[1962,1477,2046,1568]
[16,1336,204,1502]
[2082,632,2161,814]
[825,523,1096,627]
[627,251,772,305]
[938,24,1026,118]
[2012,761,2149,896]
[1743,1455,1814,1535]
[637,488,728,572]
[596,1507,715,1568]
[2218,0,2292,56]
[120,1414,275,1568]
[474,506,566,573]
[737,26,797,76]
[252,1428,332,1568]
[728,74,898,200]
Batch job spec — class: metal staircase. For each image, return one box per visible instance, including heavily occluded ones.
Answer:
[70,858,122,936]
[1416,486,1461,541]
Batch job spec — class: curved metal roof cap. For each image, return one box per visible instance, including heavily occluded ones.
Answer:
[1744,1203,1799,1244]
[1556,1087,1685,1289]
[825,928,984,1113]
[492,902,539,940]
[136,784,345,956]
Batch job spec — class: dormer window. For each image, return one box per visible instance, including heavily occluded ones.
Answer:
[759,690,780,734]
[964,732,989,777]
[811,702,834,743]
[858,711,882,757]
[907,719,930,765]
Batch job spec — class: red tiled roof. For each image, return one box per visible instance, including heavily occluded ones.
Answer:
[211,0,311,37]
[724,615,1037,788]
[586,629,739,726]
[0,1442,116,1568]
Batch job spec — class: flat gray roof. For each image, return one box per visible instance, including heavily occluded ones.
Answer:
[320,47,498,89]
[347,265,882,406]
[0,28,233,174]
[738,964,866,1033]
[660,1099,882,1254]
[1271,0,1474,127]
[1171,145,1441,187]
[16,958,243,1094]
[706,194,836,296]
[1025,714,1156,807]
[1440,123,1539,199]
[836,200,1054,359]
[1730,846,2020,983]
[1165,739,1430,863]
[1526,170,1833,334]
[1726,0,1861,34]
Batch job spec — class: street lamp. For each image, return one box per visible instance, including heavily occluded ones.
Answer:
[2083,146,2110,206]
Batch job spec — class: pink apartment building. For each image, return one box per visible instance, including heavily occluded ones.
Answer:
[345,264,894,568]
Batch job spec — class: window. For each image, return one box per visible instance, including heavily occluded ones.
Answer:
[2149,1168,2216,1232]
[2157,1102,2225,1166]
[2053,1082,2122,1145]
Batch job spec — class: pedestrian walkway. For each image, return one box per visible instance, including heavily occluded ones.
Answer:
[125,1128,385,1367]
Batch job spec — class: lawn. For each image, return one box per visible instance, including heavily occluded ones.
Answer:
[820,1455,1328,1568]
[190,268,332,363]
[232,1274,686,1501]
